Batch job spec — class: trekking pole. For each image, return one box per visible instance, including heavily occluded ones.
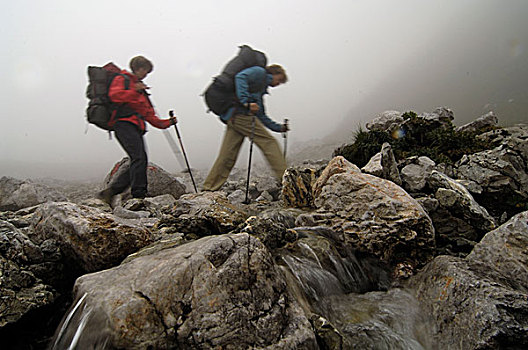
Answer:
[282,118,289,159]
[169,110,198,193]
[243,109,256,205]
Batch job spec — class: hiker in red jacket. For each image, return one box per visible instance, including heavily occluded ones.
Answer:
[98,56,176,205]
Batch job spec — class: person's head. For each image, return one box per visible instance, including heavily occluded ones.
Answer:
[266,64,288,87]
[129,56,153,80]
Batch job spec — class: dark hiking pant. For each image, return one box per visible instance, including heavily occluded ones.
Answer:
[111,121,148,198]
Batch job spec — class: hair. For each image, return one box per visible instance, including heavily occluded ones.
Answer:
[266,64,288,83]
[129,56,153,73]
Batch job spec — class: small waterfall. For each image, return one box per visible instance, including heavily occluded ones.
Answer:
[50,293,110,350]
[278,227,434,349]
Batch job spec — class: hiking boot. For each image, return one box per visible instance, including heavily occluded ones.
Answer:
[97,188,115,207]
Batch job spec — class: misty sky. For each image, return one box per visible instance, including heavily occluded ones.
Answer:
[1,0,527,180]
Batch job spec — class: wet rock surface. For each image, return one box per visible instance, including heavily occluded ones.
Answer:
[53,233,318,349]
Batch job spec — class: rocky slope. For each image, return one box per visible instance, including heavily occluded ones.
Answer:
[1,108,527,349]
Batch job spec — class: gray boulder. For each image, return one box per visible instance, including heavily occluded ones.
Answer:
[408,211,528,349]
[0,176,67,211]
[52,233,317,349]
[455,125,528,219]
[467,210,528,291]
[313,157,435,271]
[455,111,498,133]
[426,170,496,250]
[103,158,186,200]
[400,156,436,192]
[365,110,403,133]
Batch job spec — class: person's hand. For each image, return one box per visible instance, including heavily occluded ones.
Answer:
[134,82,149,91]
[249,103,259,114]
[169,116,178,125]
[281,123,290,132]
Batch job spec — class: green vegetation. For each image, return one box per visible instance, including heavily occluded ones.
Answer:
[334,111,492,168]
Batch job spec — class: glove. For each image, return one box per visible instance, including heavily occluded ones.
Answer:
[281,123,290,132]
[169,116,178,125]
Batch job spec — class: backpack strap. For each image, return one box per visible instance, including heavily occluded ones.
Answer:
[122,74,130,90]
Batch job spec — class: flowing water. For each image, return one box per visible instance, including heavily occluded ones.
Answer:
[50,293,111,350]
[50,224,434,349]
[278,227,435,349]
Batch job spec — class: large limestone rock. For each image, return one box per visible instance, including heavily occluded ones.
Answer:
[467,210,528,290]
[409,255,528,349]
[29,202,152,273]
[52,233,318,349]
[408,212,528,349]
[0,176,67,211]
[313,156,435,271]
[104,158,187,200]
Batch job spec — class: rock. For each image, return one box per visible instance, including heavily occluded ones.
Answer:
[29,202,152,273]
[455,111,498,133]
[0,176,67,212]
[256,190,273,202]
[258,208,303,229]
[455,125,528,219]
[52,234,318,349]
[407,255,528,349]
[467,210,528,290]
[0,221,56,328]
[365,110,403,133]
[159,192,248,238]
[255,176,281,201]
[227,189,245,204]
[113,206,151,219]
[400,156,436,192]
[103,158,187,200]
[313,157,435,271]
[238,216,297,250]
[282,166,323,209]
[417,106,454,126]
[361,143,402,185]
[310,314,343,350]
[313,156,361,198]
[428,171,496,235]
[366,107,454,134]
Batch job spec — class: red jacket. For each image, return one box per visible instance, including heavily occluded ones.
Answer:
[108,70,171,132]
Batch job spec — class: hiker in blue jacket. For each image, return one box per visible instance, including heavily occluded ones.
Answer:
[203,65,289,191]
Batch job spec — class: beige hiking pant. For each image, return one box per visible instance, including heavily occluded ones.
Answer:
[203,114,286,191]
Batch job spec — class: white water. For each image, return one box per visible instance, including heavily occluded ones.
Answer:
[278,229,435,349]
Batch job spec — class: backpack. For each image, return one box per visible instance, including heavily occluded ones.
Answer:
[204,45,267,116]
[85,62,131,130]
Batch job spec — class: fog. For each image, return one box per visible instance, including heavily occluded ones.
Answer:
[1,0,527,181]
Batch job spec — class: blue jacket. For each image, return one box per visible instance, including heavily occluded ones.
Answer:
[220,66,283,132]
